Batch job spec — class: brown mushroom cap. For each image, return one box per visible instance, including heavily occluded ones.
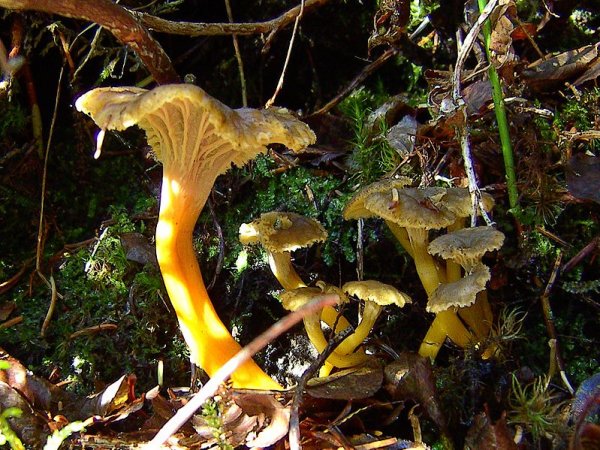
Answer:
[343,177,413,220]
[76,84,315,186]
[239,212,327,253]
[363,187,456,230]
[441,187,495,218]
[428,226,505,270]
[342,280,412,307]
[426,264,491,313]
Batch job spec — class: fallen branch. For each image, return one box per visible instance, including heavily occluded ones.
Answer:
[146,294,339,449]
[0,0,179,84]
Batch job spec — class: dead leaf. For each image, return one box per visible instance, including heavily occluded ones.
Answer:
[386,114,418,157]
[522,43,600,89]
[384,353,447,433]
[120,232,158,266]
[566,154,600,204]
[464,409,517,450]
[234,392,291,448]
[0,381,48,448]
[306,360,384,400]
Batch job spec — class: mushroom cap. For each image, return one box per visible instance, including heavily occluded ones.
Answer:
[239,212,327,253]
[76,84,315,183]
[441,187,495,218]
[280,282,345,311]
[363,187,456,230]
[343,177,413,220]
[428,226,505,268]
[342,280,412,307]
[280,286,324,312]
[426,264,491,313]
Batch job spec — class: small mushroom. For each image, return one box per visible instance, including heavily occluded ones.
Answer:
[77,84,315,389]
[240,212,351,333]
[362,187,455,295]
[428,226,504,340]
[343,177,415,257]
[419,264,490,359]
[338,280,411,355]
[280,284,368,370]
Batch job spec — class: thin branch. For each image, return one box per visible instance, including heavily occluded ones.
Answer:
[310,48,397,116]
[540,251,574,395]
[266,0,305,108]
[145,294,339,449]
[0,0,179,84]
[224,0,247,106]
[131,0,331,39]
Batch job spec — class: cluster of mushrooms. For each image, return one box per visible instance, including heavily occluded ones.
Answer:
[76,82,504,391]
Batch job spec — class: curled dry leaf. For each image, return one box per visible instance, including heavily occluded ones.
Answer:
[522,43,600,90]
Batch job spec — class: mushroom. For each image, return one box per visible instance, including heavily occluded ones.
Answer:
[76,84,316,390]
[338,280,411,355]
[239,211,351,333]
[343,177,415,257]
[427,226,505,341]
[419,264,491,359]
[361,187,455,294]
[280,283,368,370]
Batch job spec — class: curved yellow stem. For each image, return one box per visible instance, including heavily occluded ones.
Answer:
[419,310,473,360]
[157,174,281,390]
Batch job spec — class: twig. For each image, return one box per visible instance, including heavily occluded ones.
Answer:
[309,48,398,116]
[0,0,179,84]
[35,64,64,301]
[206,199,224,291]
[561,236,599,274]
[265,0,305,108]
[40,274,57,336]
[540,251,574,395]
[145,294,339,449]
[129,0,331,40]
[68,323,118,340]
[451,0,498,225]
[289,326,354,450]
[0,316,23,331]
[224,0,247,106]
[0,260,31,295]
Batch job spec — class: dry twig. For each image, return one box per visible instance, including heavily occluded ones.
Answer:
[540,251,574,394]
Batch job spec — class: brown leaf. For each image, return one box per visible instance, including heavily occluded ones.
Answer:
[234,392,291,448]
[566,154,600,204]
[120,232,158,266]
[384,352,447,432]
[0,381,49,448]
[464,409,517,450]
[522,43,600,89]
[306,360,384,400]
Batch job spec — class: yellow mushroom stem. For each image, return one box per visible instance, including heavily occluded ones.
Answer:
[302,312,368,368]
[406,227,446,293]
[266,250,353,333]
[402,227,474,360]
[418,310,474,359]
[333,302,383,355]
[156,173,281,390]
